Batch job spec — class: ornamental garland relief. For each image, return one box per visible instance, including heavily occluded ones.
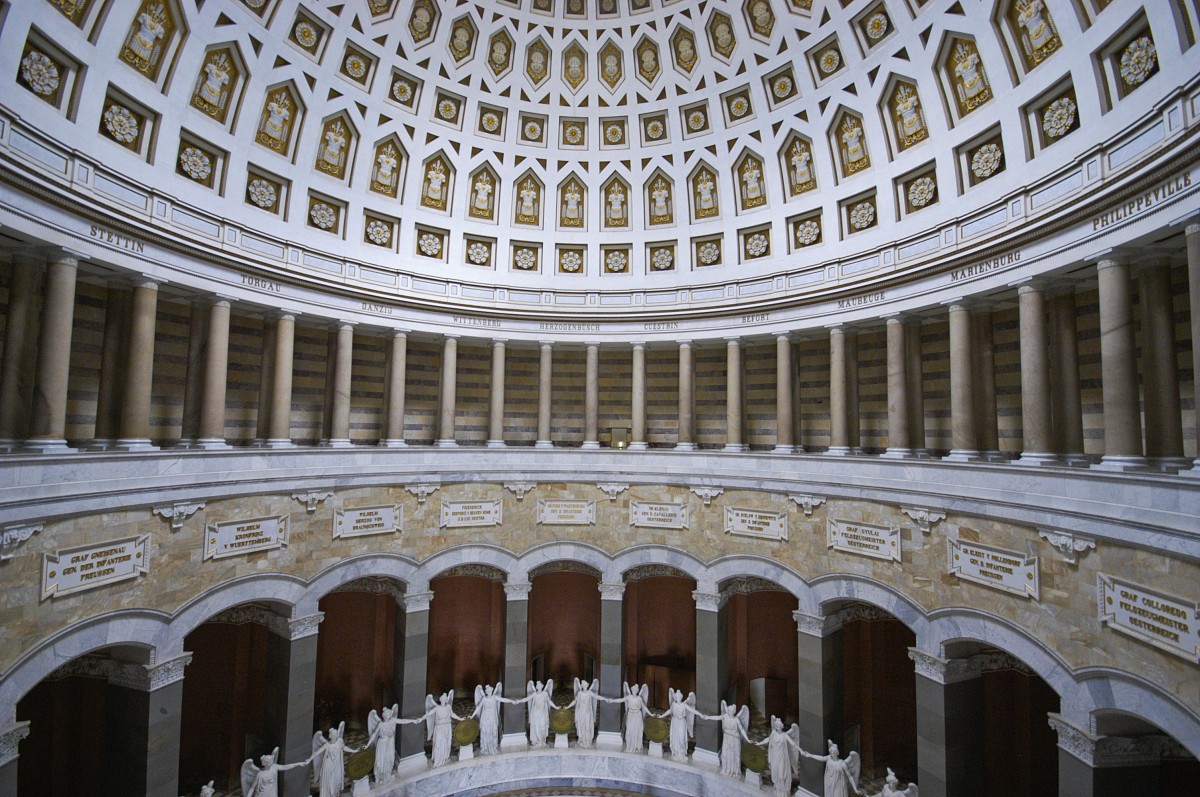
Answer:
[257,86,298,154]
[526,39,551,86]
[948,38,992,115]
[120,0,176,80]
[559,176,586,228]
[670,27,699,74]
[635,37,661,84]
[890,82,928,151]
[314,117,353,180]
[691,165,720,220]
[191,49,238,123]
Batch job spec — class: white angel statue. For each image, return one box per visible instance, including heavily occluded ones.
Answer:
[559,678,600,747]
[601,682,650,753]
[755,716,801,797]
[881,767,918,797]
[366,704,400,782]
[312,723,361,797]
[525,679,555,747]
[471,682,517,755]
[241,748,310,797]
[800,739,861,797]
[199,780,216,797]
[423,691,466,767]
[653,687,699,762]
[700,700,751,777]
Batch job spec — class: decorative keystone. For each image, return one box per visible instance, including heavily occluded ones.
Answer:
[690,486,724,506]
[405,483,440,504]
[504,482,538,500]
[902,507,946,534]
[787,494,826,517]
[292,491,332,513]
[595,483,629,501]
[1038,529,1096,565]
[0,523,41,561]
[153,502,204,532]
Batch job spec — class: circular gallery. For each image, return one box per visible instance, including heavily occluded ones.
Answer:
[0,1,1197,796]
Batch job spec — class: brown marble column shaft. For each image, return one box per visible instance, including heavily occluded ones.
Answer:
[436,335,458,446]
[255,318,277,444]
[266,313,295,447]
[905,319,926,454]
[677,341,695,450]
[1096,258,1144,465]
[26,254,79,451]
[488,339,506,447]
[972,307,999,458]
[115,278,160,449]
[381,330,408,446]
[196,299,232,448]
[883,317,911,457]
[178,299,208,445]
[775,334,794,452]
[1049,288,1085,460]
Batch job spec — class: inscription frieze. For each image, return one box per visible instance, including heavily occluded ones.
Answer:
[827,518,900,562]
[948,538,1039,599]
[205,515,289,559]
[440,499,503,528]
[1098,574,1199,663]
[335,505,402,539]
[42,535,149,599]
[725,507,788,541]
[630,501,688,530]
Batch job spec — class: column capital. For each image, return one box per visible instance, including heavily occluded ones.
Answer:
[1094,256,1128,271]
[1185,219,1200,237]
[598,581,626,601]
[793,610,842,637]
[677,339,693,348]
[442,333,460,341]
[208,296,234,309]
[491,338,508,347]
[775,332,794,342]
[539,340,554,349]
[0,721,31,768]
[724,336,742,345]
[504,581,533,600]
[883,314,905,326]
[128,274,161,291]
[269,611,325,640]
[272,309,302,321]
[109,652,193,692]
[630,340,647,350]
[334,319,358,329]
[403,591,434,612]
[1011,277,1047,294]
[389,328,411,338]
[47,251,82,268]
[906,648,984,684]
[1047,713,1177,767]
[692,590,723,613]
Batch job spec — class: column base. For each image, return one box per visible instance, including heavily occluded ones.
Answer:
[1181,460,1200,478]
[825,446,853,456]
[674,442,696,451]
[1148,456,1194,473]
[627,441,648,451]
[535,440,554,449]
[772,444,796,453]
[943,449,983,462]
[263,438,294,449]
[192,438,231,450]
[22,438,74,453]
[1093,455,1150,472]
[595,731,623,751]
[487,440,507,448]
[458,743,474,761]
[434,439,458,448]
[85,438,116,451]
[110,438,158,452]
[980,449,1009,462]
[880,447,914,458]
[691,747,720,769]
[321,439,353,448]
[395,753,429,778]
[378,439,408,448]
[723,443,747,452]
[500,733,528,752]
[1015,451,1061,466]
[647,741,664,758]
[581,440,601,450]
[0,437,22,453]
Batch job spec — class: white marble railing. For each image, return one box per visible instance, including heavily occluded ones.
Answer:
[1,447,1196,559]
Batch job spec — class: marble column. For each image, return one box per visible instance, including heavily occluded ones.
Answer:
[775,334,795,453]
[113,277,160,451]
[945,303,980,461]
[195,299,232,449]
[536,342,554,449]
[583,343,601,449]
[488,339,507,447]
[724,338,745,452]
[1186,222,1200,475]
[1049,287,1087,464]
[846,330,861,453]
[178,299,208,447]
[397,593,432,773]
[677,341,695,450]
[972,306,1001,460]
[827,326,851,455]
[0,254,41,450]
[501,582,532,750]
[908,649,984,797]
[629,343,648,450]
[1048,713,1174,797]
[0,721,30,796]
[791,340,806,453]
[1095,258,1145,469]
[691,591,724,767]
[436,335,458,447]
[883,316,912,457]
[26,253,79,452]
[265,313,295,448]
[1138,263,1188,470]
[254,317,277,446]
[905,318,927,456]
[596,582,626,750]
[90,284,130,450]
[325,321,355,447]
[106,655,191,797]
[380,330,408,447]
[265,615,321,797]
[794,611,844,795]
[1016,282,1056,464]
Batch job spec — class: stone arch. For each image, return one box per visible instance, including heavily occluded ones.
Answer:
[1077,670,1200,759]
[808,574,930,635]
[705,554,809,601]
[161,572,309,654]
[517,540,614,583]
[0,610,168,715]
[302,553,421,609]
[416,544,523,591]
[611,544,709,589]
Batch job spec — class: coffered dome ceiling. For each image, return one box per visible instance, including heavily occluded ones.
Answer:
[3,0,1195,302]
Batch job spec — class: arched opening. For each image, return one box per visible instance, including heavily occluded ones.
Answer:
[722,578,799,725]
[528,563,601,685]
[622,567,697,709]
[427,567,507,695]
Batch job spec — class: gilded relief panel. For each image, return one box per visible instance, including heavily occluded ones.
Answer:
[469,165,499,221]
[514,173,544,226]
[736,152,768,212]
[1006,0,1060,71]
[256,85,300,155]
[420,154,454,212]
[835,112,871,177]
[646,173,675,226]
[888,81,928,151]
[559,175,587,228]
[690,164,720,220]
[191,48,240,124]
[946,38,993,116]
[120,0,178,81]
[314,116,354,180]
[601,176,630,229]
[781,135,817,196]
[369,138,404,198]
